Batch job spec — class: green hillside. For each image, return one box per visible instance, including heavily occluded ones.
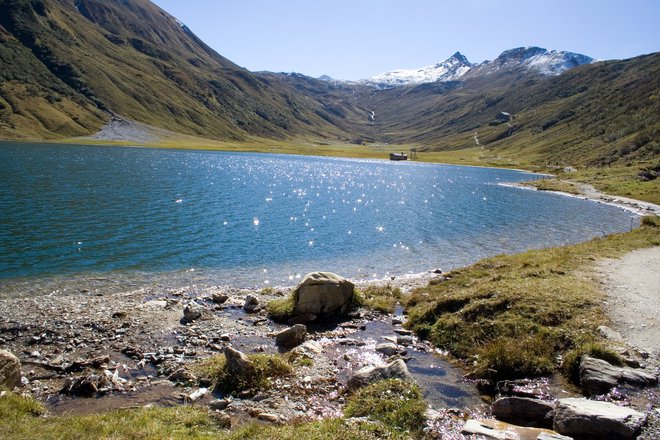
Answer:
[0,0,365,141]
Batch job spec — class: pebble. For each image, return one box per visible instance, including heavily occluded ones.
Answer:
[187,388,208,402]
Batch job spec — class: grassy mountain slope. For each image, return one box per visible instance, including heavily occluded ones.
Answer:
[0,0,364,141]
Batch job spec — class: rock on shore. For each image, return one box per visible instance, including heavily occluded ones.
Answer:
[293,272,354,317]
[0,349,21,389]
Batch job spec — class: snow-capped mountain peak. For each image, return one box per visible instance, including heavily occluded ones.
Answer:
[359,51,474,89]
[470,46,595,77]
[361,47,594,89]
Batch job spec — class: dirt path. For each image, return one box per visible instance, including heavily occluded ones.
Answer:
[596,246,660,360]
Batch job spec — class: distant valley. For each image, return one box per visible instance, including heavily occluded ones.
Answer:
[0,0,658,173]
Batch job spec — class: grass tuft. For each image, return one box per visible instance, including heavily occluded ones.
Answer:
[193,353,292,396]
[641,215,660,227]
[344,379,427,438]
[266,292,298,322]
[475,335,555,381]
[358,285,402,314]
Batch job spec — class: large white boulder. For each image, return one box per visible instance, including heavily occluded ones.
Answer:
[293,272,354,317]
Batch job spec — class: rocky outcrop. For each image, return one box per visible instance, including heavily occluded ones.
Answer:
[492,396,555,428]
[579,356,657,396]
[0,349,21,389]
[347,359,413,390]
[553,398,647,439]
[275,324,307,348]
[293,272,354,317]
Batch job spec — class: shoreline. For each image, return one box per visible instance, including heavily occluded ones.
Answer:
[501,180,660,216]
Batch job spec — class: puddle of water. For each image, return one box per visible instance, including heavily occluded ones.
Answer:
[46,382,180,415]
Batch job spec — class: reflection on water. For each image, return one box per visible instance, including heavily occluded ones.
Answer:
[0,143,638,296]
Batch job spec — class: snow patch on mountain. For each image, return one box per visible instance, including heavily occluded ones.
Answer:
[525,50,595,75]
[360,52,473,89]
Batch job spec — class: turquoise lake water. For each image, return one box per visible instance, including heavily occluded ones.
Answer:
[0,143,638,293]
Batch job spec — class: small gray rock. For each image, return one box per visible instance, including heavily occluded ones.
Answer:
[375,342,400,357]
[492,396,555,428]
[347,359,413,390]
[209,398,229,410]
[168,368,197,385]
[212,293,229,304]
[224,347,253,377]
[182,301,203,322]
[275,324,307,348]
[243,295,260,313]
[579,356,657,396]
[187,387,208,402]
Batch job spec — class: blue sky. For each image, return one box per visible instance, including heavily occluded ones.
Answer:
[153,0,659,80]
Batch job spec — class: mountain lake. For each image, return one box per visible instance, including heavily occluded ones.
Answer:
[0,142,639,296]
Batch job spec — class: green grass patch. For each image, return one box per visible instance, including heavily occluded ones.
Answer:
[0,390,224,440]
[476,334,555,381]
[358,285,402,314]
[266,293,297,322]
[227,418,398,440]
[565,164,660,205]
[404,220,660,381]
[344,379,427,438]
[0,390,405,440]
[193,353,293,396]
